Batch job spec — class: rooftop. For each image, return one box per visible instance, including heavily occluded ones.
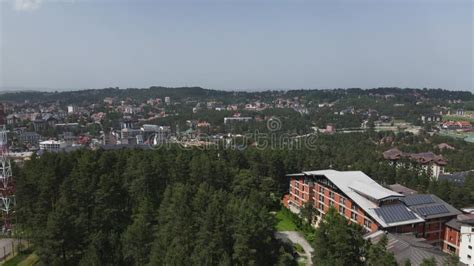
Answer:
[388,184,418,196]
[445,213,474,231]
[401,194,461,220]
[438,170,473,185]
[383,148,447,165]
[366,231,448,266]
[301,170,424,228]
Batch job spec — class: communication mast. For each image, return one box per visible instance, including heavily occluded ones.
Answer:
[0,103,14,234]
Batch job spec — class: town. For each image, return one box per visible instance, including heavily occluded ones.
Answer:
[2,87,474,161]
[0,87,473,265]
[1,0,472,264]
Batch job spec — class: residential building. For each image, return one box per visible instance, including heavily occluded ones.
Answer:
[140,124,171,144]
[6,114,19,126]
[32,113,59,131]
[460,219,474,265]
[366,231,449,265]
[323,124,336,134]
[383,148,447,179]
[18,132,41,146]
[443,214,474,265]
[120,128,141,141]
[285,170,460,247]
[224,116,252,125]
[39,140,67,151]
[67,105,77,114]
[421,114,442,124]
[442,121,472,130]
[437,143,455,151]
[438,170,474,185]
[103,97,115,105]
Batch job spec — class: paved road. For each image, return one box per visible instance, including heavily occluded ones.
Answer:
[0,238,18,261]
[275,231,314,266]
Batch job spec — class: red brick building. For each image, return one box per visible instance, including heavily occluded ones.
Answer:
[442,213,474,255]
[285,170,460,247]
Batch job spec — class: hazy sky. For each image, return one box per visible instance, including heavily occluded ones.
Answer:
[0,0,472,91]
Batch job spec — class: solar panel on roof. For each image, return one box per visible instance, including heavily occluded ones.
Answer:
[374,204,418,224]
[415,204,449,217]
[402,195,435,206]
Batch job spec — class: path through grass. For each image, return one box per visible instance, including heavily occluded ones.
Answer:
[275,209,298,231]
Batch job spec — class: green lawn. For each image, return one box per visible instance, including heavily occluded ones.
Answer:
[442,115,474,123]
[275,210,297,231]
[293,243,304,253]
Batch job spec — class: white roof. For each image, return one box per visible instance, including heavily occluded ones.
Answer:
[303,170,424,228]
[40,140,61,145]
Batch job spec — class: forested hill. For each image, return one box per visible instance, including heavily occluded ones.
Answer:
[0,87,234,104]
[1,87,472,104]
[15,132,474,265]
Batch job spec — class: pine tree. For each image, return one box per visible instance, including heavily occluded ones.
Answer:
[149,184,196,265]
[313,207,367,266]
[366,235,397,266]
[121,198,155,265]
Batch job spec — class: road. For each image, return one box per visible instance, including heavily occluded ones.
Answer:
[0,238,18,261]
[275,231,314,266]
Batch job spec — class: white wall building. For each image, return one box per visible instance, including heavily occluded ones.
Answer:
[460,220,474,266]
[39,140,67,151]
[67,105,77,114]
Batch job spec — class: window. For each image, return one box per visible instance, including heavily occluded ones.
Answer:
[329,201,334,207]
[319,186,324,193]
[319,195,324,202]
[447,245,456,253]
[329,191,334,200]
[339,206,345,215]
[364,219,372,228]
[467,255,471,260]
[339,197,345,205]
[351,204,358,212]
[351,212,358,221]
[469,245,472,250]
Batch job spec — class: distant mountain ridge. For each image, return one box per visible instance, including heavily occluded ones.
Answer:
[0,86,472,104]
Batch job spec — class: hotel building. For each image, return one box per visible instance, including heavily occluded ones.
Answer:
[284,170,460,247]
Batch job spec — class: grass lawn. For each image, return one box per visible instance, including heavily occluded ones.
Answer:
[442,115,474,123]
[293,243,304,254]
[275,210,297,231]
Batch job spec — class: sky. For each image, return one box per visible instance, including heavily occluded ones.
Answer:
[0,0,472,92]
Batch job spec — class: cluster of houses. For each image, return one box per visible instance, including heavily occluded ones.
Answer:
[3,92,312,158]
[190,97,308,115]
[441,121,473,131]
[421,109,473,132]
[0,96,179,157]
[383,148,448,179]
